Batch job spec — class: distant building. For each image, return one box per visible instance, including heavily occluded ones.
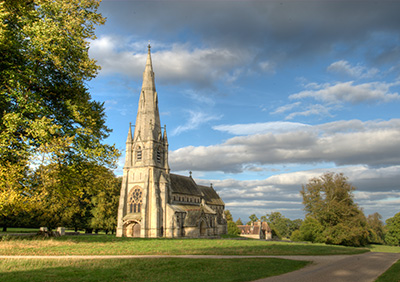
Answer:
[116,45,227,238]
[237,221,272,240]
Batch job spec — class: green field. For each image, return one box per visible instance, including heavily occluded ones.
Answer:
[375,259,400,282]
[0,257,310,282]
[0,234,369,256]
[368,244,400,254]
[4,234,400,282]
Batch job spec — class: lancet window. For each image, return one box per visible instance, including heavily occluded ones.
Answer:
[156,147,162,163]
[136,146,142,161]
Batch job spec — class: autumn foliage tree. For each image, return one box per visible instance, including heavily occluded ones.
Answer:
[366,212,385,244]
[299,173,369,246]
[0,0,119,229]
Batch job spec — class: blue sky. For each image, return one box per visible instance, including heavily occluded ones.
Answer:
[88,0,400,222]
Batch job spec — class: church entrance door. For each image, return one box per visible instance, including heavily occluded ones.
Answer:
[133,223,141,237]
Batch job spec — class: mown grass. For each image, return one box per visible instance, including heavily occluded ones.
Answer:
[0,234,368,256]
[0,257,310,282]
[375,259,400,282]
[369,244,400,253]
[0,227,39,234]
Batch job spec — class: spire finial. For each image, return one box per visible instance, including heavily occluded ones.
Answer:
[148,41,151,52]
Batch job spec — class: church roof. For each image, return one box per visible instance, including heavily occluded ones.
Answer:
[170,174,202,196]
[198,185,225,206]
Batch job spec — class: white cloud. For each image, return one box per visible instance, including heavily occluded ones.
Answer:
[213,121,310,135]
[327,60,379,79]
[170,119,400,172]
[171,110,222,136]
[285,104,334,120]
[290,81,400,104]
[259,60,276,74]
[89,37,249,88]
[271,102,301,115]
[194,165,400,220]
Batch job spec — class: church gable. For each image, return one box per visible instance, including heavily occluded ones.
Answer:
[197,185,225,206]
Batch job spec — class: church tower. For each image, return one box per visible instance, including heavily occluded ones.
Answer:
[116,45,170,237]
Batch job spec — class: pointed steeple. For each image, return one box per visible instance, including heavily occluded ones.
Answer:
[133,44,161,143]
[141,44,156,92]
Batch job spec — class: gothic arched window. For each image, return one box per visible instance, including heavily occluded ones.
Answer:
[128,187,143,213]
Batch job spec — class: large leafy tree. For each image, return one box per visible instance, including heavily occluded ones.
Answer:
[91,175,121,234]
[366,212,385,244]
[0,0,119,227]
[300,172,369,246]
[29,162,122,232]
[385,212,400,246]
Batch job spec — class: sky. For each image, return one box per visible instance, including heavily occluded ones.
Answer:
[87,0,400,222]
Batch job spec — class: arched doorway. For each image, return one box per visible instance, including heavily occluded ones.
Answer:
[124,221,141,237]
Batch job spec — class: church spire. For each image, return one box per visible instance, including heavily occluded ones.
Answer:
[133,44,161,143]
[141,44,156,92]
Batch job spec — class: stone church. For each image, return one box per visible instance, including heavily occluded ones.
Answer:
[116,45,227,238]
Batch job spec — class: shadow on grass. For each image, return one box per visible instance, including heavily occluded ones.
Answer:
[0,257,310,282]
[0,235,369,256]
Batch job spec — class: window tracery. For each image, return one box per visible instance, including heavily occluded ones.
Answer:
[129,187,143,213]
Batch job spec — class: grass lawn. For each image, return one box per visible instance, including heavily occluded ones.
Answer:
[375,259,400,282]
[0,257,310,282]
[0,235,369,256]
[0,227,39,234]
[369,244,400,253]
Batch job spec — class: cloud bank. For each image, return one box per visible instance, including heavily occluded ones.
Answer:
[170,119,400,173]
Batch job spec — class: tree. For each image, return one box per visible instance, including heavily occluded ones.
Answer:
[29,162,117,231]
[224,210,240,236]
[0,0,119,223]
[227,221,241,236]
[291,216,324,243]
[91,176,121,234]
[385,212,400,246]
[262,212,302,239]
[224,210,233,222]
[366,212,385,244]
[247,214,258,225]
[300,172,369,247]
[235,218,243,225]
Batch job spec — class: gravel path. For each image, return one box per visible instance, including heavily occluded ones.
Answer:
[1,252,399,282]
[253,252,400,282]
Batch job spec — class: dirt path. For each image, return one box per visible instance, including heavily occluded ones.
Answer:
[1,252,399,282]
